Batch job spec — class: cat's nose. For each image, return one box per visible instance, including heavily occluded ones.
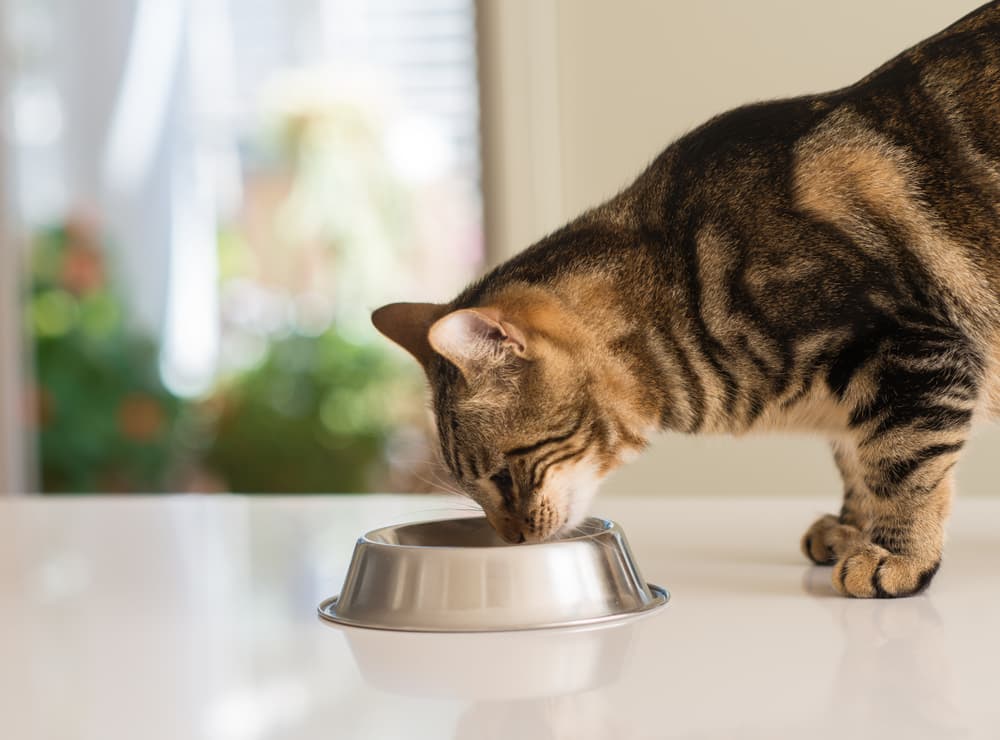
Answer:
[488,510,556,544]
[496,521,555,544]
[483,511,524,543]
[517,517,557,544]
[497,524,526,544]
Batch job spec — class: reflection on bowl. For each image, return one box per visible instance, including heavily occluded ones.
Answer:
[318,516,669,632]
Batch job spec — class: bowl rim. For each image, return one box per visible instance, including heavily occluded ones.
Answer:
[316,584,669,633]
[360,515,617,551]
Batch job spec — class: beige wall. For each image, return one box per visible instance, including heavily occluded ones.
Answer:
[480,0,1000,498]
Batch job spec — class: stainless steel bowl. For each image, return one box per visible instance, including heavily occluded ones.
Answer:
[318,516,668,632]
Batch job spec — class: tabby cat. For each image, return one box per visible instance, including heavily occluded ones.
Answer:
[373,2,1000,598]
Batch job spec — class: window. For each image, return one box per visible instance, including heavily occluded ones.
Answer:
[4,0,482,493]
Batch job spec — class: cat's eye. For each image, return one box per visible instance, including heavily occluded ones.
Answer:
[489,468,514,507]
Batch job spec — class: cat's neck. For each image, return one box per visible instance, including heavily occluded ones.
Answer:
[486,193,719,438]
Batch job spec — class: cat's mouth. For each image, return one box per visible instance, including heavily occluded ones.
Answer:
[484,509,566,544]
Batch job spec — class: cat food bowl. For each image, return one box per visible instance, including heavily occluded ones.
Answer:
[317,516,668,632]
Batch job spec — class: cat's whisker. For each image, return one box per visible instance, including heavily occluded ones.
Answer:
[402,503,485,518]
[410,472,466,498]
[387,453,469,497]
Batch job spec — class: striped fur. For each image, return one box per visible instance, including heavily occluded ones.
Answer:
[373,2,1000,596]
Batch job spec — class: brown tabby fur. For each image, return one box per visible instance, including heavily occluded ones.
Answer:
[374,2,1000,598]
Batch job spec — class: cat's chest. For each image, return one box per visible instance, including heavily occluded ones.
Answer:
[743,387,851,438]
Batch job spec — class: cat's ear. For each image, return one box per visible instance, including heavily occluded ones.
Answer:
[371,302,448,369]
[428,308,528,378]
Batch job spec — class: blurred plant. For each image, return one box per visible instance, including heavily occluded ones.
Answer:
[27,220,183,492]
[204,72,472,493]
[24,71,478,495]
[220,68,481,364]
[203,328,427,493]
[221,77,415,360]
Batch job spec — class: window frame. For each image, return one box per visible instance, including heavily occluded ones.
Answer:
[0,107,30,494]
[476,0,565,264]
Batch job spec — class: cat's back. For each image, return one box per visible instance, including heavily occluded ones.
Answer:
[494,4,1000,325]
[848,0,1000,162]
[856,0,1000,89]
[622,3,1000,340]
[791,2,1000,313]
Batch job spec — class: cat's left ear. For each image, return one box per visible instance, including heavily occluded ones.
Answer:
[429,308,528,378]
[371,302,449,370]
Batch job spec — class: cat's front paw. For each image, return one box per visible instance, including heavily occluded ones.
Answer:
[801,513,862,565]
[832,544,941,598]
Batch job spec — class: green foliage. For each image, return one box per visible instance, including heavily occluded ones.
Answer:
[203,329,422,493]
[27,85,445,494]
[28,222,425,494]
[29,224,182,492]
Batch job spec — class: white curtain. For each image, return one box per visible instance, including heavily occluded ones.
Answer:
[52,0,238,396]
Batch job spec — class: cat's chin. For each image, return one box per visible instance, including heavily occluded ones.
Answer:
[556,459,603,535]
[556,510,592,538]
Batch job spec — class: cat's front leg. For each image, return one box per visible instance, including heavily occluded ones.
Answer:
[800,331,979,597]
[805,437,958,598]
[832,483,951,598]
[801,441,868,566]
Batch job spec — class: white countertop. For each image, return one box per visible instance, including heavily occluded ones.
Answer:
[1,494,997,739]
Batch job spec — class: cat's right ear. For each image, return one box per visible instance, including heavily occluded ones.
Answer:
[371,302,448,370]
[427,308,528,380]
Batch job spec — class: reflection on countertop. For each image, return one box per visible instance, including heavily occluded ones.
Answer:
[335,620,638,700]
[333,619,639,740]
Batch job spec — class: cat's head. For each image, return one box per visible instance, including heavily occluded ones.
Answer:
[372,291,647,543]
